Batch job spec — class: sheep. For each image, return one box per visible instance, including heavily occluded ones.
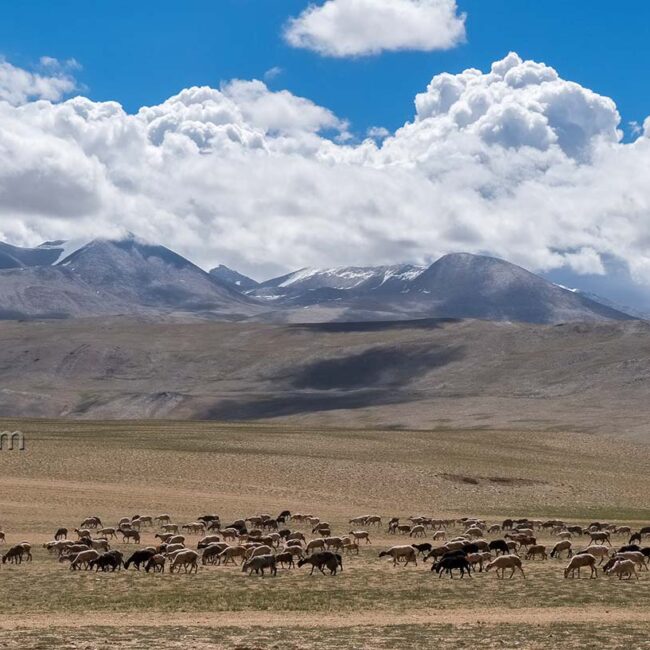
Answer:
[365,516,382,527]
[96,528,117,540]
[287,531,305,542]
[488,540,510,556]
[312,522,331,535]
[349,530,371,544]
[145,554,166,573]
[286,539,303,548]
[557,532,572,540]
[282,545,305,558]
[167,535,185,545]
[70,549,101,571]
[161,523,179,533]
[485,555,525,579]
[162,543,186,555]
[550,540,573,559]
[589,531,611,546]
[324,537,344,550]
[275,552,296,568]
[306,539,326,554]
[378,545,417,567]
[74,528,91,540]
[611,551,648,571]
[487,525,501,535]
[246,544,274,559]
[432,530,447,541]
[577,545,610,564]
[606,559,639,580]
[349,516,368,526]
[220,528,240,542]
[125,549,156,570]
[54,527,67,540]
[298,551,343,575]
[408,525,426,539]
[432,554,472,579]
[564,553,597,579]
[218,546,247,565]
[243,554,277,577]
[411,543,433,556]
[201,543,229,565]
[182,522,206,535]
[89,551,123,572]
[120,529,140,544]
[170,550,199,574]
[80,517,102,529]
[343,542,359,555]
[2,544,30,564]
[197,535,221,549]
[525,545,547,561]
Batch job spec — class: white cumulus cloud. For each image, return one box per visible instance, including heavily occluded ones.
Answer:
[0,57,77,105]
[2,52,650,289]
[284,0,466,57]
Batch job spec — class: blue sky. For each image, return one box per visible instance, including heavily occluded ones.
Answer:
[2,0,649,138]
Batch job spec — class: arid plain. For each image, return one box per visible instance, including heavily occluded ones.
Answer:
[1,419,650,649]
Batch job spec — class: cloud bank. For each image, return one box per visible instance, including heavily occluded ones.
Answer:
[1,52,650,285]
[284,0,466,57]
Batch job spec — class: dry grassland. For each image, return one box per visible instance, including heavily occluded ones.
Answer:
[0,419,649,649]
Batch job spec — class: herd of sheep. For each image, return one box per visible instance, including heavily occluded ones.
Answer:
[2,513,650,581]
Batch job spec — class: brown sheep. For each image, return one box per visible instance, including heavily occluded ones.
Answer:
[485,555,525,579]
[525,545,547,561]
[378,545,417,567]
[170,550,199,574]
[564,553,597,578]
[606,559,639,580]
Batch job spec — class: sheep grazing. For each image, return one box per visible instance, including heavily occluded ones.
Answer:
[89,551,123,572]
[577,545,610,564]
[409,525,426,539]
[125,549,156,570]
[606,559,639,580]
[218,546,247,565]
[201,543,228,565]
[70,549,101,571]
[378,545,417,567]
[298,551,343,576]
[564,553,598,579]
[485,555,525,579]
[525,545,547,561]
[2,543,31,564]
[169,550,199,574]
[432,554,472,579]
[488,540,510,556]
[242,554,277,577]
[53,528,67,541]
[145,554,166,573]
[365,516,382,527]
[306,539,326,555]
[550,540,573,559]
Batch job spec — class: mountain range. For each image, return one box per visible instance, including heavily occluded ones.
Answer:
[0,235,636,324]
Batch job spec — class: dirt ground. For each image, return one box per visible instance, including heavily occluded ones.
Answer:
[1,419,650,648]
